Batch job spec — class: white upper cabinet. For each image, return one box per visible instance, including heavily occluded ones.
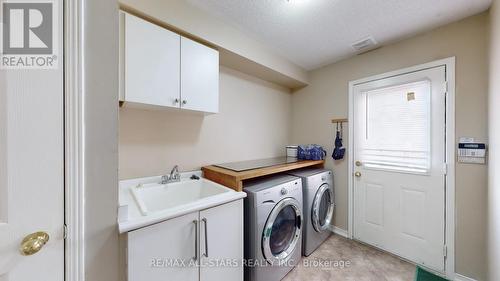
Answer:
[181,37,220,113]
[120,12,219,113]
[123,12,180,108]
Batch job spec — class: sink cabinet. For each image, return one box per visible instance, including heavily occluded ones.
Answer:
[127,199,243,281]
[199,200,243,281]
[128,211,199,281]
[119,11,219,113]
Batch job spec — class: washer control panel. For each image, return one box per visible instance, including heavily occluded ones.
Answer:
[278,180,301,198]
[253,177,302,203]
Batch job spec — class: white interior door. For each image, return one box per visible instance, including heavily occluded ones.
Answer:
[0,2,64,280]
[353,66,446,271]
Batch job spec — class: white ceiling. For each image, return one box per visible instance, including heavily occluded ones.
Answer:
[186,0,491,70]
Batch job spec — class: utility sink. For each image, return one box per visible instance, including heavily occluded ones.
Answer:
[118,171,247,233]
[131,178,229,216]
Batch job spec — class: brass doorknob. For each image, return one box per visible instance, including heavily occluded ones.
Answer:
[355,172,362,177]
[20,231,49,256]
[355,161,362,166]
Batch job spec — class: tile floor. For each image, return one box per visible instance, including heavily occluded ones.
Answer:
[282,234,416,281]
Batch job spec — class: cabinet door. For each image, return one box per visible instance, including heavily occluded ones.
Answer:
[199,200,244,281]
[125,13,180,107]
[128,212,199,281]
[181,37,219,113]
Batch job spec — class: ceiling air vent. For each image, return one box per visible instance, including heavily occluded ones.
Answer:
[351,36,377,53]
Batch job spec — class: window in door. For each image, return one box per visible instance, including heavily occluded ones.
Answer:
[360,80,431,174]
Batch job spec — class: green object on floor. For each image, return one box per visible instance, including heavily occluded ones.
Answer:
[414,266,448,281]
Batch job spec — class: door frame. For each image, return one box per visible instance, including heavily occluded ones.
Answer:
[64,0,85,280]
[347,57,456,278]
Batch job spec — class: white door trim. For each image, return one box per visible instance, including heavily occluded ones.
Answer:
[64,0,85,280]
[347,57,456,278]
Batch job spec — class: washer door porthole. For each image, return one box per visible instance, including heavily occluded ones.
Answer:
[262,197,302,265]
[312,183,334,232]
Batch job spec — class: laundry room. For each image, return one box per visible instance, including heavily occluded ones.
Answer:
[114,1,489,280]
[3,1,497,281]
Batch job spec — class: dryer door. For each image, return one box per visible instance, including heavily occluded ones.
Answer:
[312,183,334,232]
[262,197,302,265]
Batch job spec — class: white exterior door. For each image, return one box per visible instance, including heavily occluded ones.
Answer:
[0,2,64,280]
[353,66,446,271]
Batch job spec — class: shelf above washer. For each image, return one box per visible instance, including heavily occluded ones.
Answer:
[202,158,325,192]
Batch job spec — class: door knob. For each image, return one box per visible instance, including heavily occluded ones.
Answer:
[355,161,362,166]
[20,231,49,256]
[355,172,362,177]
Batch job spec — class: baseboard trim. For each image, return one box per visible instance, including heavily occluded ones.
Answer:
[454,273,477,281]
[329,225,349,238]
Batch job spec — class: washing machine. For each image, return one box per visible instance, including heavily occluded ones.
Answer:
[243,174,303,281]
[287,168,334,256]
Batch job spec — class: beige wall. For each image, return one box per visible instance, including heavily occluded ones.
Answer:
[489,0,500,280]
[119,67,292,179]
[83,0,120,281]
[291,13,489,280]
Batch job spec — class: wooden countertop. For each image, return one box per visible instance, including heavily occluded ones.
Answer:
[202,159,325,192]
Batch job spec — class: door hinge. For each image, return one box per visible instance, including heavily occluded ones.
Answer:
[443,245,448,257]
[443,163,448,175]
[63,224,68,239]
[443,81,448,94]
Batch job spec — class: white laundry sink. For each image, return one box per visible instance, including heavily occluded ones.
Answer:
[118,171,246,233]
[131,178,230,215]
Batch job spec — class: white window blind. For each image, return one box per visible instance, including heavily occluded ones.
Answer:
[361,80,431,174]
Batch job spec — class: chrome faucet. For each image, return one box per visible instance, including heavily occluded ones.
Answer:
[170,165,180,180]
[160,165,181,184]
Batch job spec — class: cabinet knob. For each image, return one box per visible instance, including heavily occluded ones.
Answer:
[174,98,180,104]
[182,100,187,105]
